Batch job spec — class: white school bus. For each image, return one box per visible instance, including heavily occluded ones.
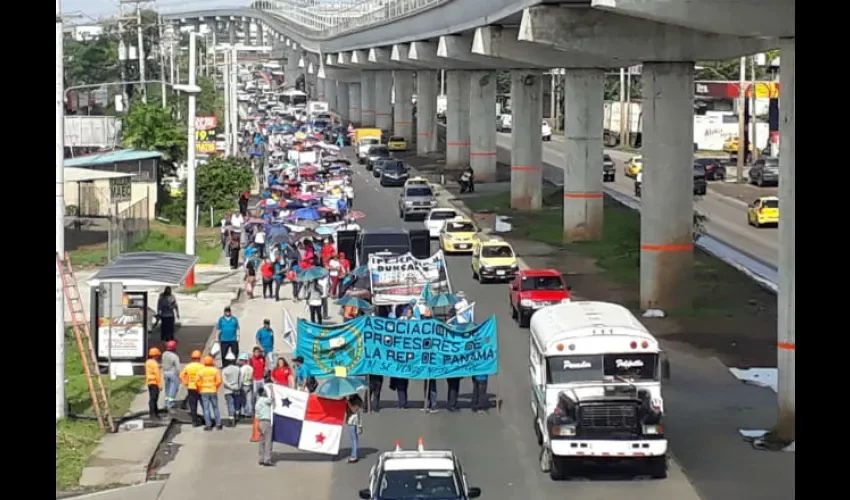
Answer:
[529,301,669,480]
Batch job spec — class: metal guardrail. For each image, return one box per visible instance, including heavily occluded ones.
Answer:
[260,0,444,37]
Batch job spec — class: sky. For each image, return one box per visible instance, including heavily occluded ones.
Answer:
[63,0,252,18]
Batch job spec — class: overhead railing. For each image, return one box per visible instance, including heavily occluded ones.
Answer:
[258,0,445,37]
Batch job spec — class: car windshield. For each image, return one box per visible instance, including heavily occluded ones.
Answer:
[362,138,380,145]
[446,221,476,233]
[384,162,406,172]
[520,276,564,291]
[370,147,390,156]
[764,158,779,168]
[406,187,433,197]
[429,211,457,221]
[693,165,707,177]
[378,469,461,500]
[482,245,514,258]
[390,136,404,142]
[546,353,659,384]
[763,199,779,209]
[603,154,612,162]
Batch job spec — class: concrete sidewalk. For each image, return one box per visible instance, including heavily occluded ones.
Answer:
[77,265,244,489]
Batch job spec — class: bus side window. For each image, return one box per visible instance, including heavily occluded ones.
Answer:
[529,337,544,386]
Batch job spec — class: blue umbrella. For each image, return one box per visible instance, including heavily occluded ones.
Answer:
[351,265,369,277]
[315,376,367,400]
[427,293,459,309]
[335,296,372,310]
[294,207,321,221]
[316,225,336,235]
[296,266,329,282]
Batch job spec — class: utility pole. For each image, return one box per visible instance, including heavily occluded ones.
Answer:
[619,68,626,144]
[750,55,758,162]
[736,56,746,184]
[55,0,66,423]
[185,32,198,288]
[223,49,231,156]
[117,4,129,110]
[158,14,166,107]
[135,2,146,103]
[230,47,239,156]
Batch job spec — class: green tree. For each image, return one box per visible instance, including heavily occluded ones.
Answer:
[121,101,186,162]
[64,37,120,87]
[196,157,254,221]
[695,50,780,81]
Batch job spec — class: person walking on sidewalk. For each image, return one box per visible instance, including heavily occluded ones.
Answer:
[216,307,240,367]
[239,353,255,418]
[256,319,275,367]
[197,355,223,431]
[255,386,275,467]
[157,287,180,342]
[221,360,242,427]
[180,350,204,426]
[145,348,163,420]
[161,341,181,411]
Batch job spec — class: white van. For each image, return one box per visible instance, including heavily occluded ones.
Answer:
[529,301,669,480]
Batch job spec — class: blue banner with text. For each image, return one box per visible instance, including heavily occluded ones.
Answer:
[295,316,499,379]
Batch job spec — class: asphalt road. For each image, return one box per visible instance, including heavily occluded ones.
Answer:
[324,157,794,500]
[492,132,779,268]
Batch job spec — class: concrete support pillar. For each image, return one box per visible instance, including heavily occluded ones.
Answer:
[416,71,439,155]
[257,24,264,46]
[360,72,376,127]
[469,71,498,183]
[775,37,795,443]
[445,70,471,170]
[286,52,299,89]
[326,80,338,114]
[229,22,235,45]
[314,74,325,100]
[348,82,362,126]
[639,62,695,310]
[374,71,394,133]
[393,71,414,143]
[337,82,350,122]
[562,69,605,241]
[510,71,543,210]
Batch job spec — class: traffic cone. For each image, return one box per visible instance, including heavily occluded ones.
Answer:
[250,417,261,442]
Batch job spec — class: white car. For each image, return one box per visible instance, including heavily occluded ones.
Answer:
[424,208,459,238]
[542,121,552,141]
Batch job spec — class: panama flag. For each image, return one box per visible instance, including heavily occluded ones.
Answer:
[270,384,348,455]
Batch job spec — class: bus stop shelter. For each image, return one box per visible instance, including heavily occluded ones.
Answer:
[87,252,199,374]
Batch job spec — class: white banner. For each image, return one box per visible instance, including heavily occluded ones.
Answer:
[369,251,451,304]
[299,151,318,165]
[287,150,299,161]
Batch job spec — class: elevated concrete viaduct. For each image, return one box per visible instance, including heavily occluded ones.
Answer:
[163,3,794,318]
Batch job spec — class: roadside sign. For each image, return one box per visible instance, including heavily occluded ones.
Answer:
[110,177,132,202]
[195,116,218,131]
[196,141,217,154]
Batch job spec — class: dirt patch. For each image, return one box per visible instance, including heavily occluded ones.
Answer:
[711,182,778,203]
[463,188,778,369]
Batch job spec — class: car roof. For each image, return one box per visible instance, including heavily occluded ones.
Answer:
[362,227,409,235]
[520,269,562,277]
[480,239,512,247]
[446,216,474,224]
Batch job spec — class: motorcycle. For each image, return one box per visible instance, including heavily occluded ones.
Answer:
[458,171,475,194]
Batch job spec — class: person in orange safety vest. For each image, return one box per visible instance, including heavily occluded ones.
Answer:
[145,348,162,420]
[196,355,224,431]
[180,350,205,427]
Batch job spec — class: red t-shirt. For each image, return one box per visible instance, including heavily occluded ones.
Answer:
[249,355,266,380]
[261,262,274,279]
[271,367,292,386]
[339,258,351,273]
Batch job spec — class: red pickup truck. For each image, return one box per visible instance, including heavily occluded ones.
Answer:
[509,269,571,327]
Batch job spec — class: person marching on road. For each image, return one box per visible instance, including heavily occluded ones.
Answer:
[254,385,275,467]
[249,347,267,393]
[255,319,275,368]
[197,355,224,431]
[471,374,489,414]
[180,350,205,427]
[216,306,240,367]
[239,353,255,418]
[221,359,242,427]
[161,341,181,411]
[145,348,163,420]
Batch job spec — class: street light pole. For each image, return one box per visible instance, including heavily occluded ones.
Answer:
[185,32,198,288]
[736,56,747,184]
[55,0,66,423]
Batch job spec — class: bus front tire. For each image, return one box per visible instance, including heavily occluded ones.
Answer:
[647,455,668,479]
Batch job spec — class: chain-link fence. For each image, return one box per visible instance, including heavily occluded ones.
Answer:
[107,197,150,261]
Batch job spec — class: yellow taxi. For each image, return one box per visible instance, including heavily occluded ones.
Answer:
[747,196,779,227]
[624,156,643,178]
[439,217,479,253]
[722,136,753,154]
[471,239,518,283]
[387,136,408,152]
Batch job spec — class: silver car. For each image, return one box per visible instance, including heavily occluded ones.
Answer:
[398,185,437,221]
